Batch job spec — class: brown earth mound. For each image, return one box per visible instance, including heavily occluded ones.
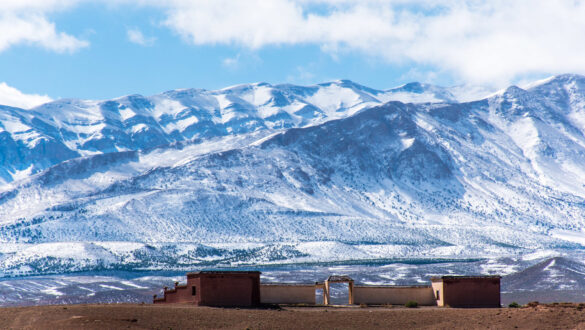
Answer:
[1,303,585,329]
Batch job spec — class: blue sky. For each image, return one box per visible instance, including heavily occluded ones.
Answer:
[1,1,585,107]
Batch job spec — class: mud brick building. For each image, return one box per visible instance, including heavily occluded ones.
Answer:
[431,276,501,307]
[153,271,261,307]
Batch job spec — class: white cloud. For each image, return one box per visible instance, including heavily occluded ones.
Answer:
[127,28,156,46]
[159,0,585,85]
[0,0,80,12]
[0,1,88,53]
[0,82,52,109]
[287,64,317,85]
[3,0,585,85]
[222,53,240,69]
[0,13,88,53]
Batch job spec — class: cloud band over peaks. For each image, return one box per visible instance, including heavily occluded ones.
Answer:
[162,0,585,85]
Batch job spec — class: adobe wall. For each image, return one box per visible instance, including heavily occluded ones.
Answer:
[155,279,199,304]
[199,274,260,306]
[260,284,316,304]
[162,285,189,304]
[431,281,444,306]
[353,286,435,306]
[442,278,500,308]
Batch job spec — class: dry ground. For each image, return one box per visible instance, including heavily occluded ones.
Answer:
[1,303,585,329]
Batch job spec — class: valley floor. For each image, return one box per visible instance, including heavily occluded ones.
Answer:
[1,303,584,329]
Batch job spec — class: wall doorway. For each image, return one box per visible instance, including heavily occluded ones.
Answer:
[323,275,354,305]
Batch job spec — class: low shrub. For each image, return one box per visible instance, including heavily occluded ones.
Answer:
[508,302,520,308]
[527,301,539,308]
[405,301,418,308]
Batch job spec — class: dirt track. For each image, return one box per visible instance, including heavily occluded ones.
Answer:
[1,303,585,329]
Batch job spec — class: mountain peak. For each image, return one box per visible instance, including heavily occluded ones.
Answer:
[551,73,585,81]
[524,73,585,90]
[396,82,426,93]
[319,79,362,87]
[161,88,208,97]
[504,85,526,94]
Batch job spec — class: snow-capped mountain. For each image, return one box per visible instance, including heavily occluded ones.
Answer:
[503,257,585,292]
[500,256,585,304]
[2,75,585,276]
[0,80,473,185]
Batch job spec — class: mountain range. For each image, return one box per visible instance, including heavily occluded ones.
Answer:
[1,74,585,276]
[0,79,480,185]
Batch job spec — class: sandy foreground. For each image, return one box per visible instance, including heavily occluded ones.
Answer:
[1,303,585,330]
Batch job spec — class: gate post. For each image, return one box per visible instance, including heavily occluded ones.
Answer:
[324,280,330,305]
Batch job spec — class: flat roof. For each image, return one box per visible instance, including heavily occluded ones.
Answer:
[431,275,501,281]
[354,285,431,288]
[261,283,316,286]
[187,270,261,276]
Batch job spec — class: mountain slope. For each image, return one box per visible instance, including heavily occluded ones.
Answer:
[503,257,585,292]
[1,75,585,275]
[0,80,472,185]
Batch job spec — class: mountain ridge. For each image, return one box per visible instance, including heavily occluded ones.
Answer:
[2,74,585,276]
[0,79,486,185]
